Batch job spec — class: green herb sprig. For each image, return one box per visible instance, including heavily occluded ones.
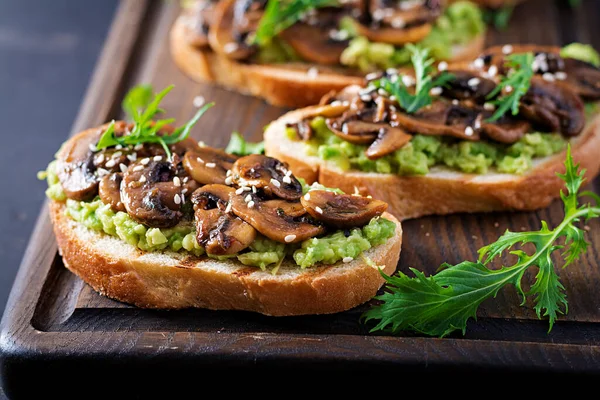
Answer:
[253,0,338,46]
[485,52,534,122]
[364,146,599,337]
[483,6,514,30]
[95,85,214,160]
[371,44,454,114]
[225,132,265,156]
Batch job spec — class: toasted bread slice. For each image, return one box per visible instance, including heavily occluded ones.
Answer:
[449,0,525,7]
[49,201,402,316]
[169,15,485,108]
[264,108,600,221]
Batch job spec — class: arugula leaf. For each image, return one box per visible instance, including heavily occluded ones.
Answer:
[225,132,265,156]
[486,52,534,122]
[253,0,338,46]
[95,85,214,160]
[364,146,600,337]
[483,6,514,30]
[371,44,454,114]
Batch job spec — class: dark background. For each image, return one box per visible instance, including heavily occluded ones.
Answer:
[0,1,117,396]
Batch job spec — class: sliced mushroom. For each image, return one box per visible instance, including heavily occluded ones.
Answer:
[208,0,259,60]
[231,155,302,200]
[230,193,325,243]
[121,160,185,228]
[481,119,532,144]
[366,126,412,159]
[191,184,256,255]
[519,76,585,136]
[440,70,496,103]
[326,119,379,144]
[183,146,239,185]
[279,22,347,65]
[563,58,600,100]
[301,190,387,229]
[99,173,125,212]
[353,21,431,46]
[181,0,220,48]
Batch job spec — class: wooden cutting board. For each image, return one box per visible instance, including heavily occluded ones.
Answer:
[2,0,600,396]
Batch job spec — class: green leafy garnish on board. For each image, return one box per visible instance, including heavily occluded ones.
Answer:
[96,85,214,160]
[253,0,338,46]
[483,6,514,30]
[371,44,454,114]
[486,52,534,122]
[225,132,265,156]
[364,146,600,337]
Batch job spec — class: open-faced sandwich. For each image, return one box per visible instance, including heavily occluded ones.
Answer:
[265,43,600,219]
[39,85,402,316]
[171,0,486,107]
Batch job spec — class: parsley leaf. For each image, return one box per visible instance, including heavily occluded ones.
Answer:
[486,52,534,122]
[95,85,214,160]
[253,0,338,46]
[225,132,265,156]
[364,146,600,337]
[371,44,454,114]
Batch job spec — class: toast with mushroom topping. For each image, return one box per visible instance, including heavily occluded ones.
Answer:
[40,85,402,316]
[170,0,486,107]
[264,43,600,219]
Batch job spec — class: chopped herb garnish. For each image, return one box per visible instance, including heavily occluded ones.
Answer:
[225,132,265,155]
[364,146,599,337]
[371,44,454,114]
[486,52,534,122]
[95,85,214,160]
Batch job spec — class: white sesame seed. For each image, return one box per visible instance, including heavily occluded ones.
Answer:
[173,176,181,187]
[115,145,123,150]
[235,188,244,195]
[134,143,144,151]
[226,169,232,176]
[285,170,292,177]
[330,100,343,106]
[502,44,513,55]
[283,176,292,184]
[133,165,144,172]
[112,151,122,159]
[193,96,205,108]
[484,102,496,111]
[181,193,185,203]
[196,157,204,163]
[126,153,137,162]
[119,163,127,173]
[342,257,353,263]
[360,95,372,102]
[468,77,481,87]
[96,154,105,164]
[244,194,252,203]
[198,141,206,147]
[252,186,257,193]
[465,126,474,136]
[487,65,498,77]
[183,177,189,183]
[505,85,513,93]
[307,67,319,79]
[494,222,500,228]
[224,42,239,54]
[225,202,232,213]
[154,156,162,162]
[97,168,109,177]
[284,235,296,243]
[243,186,251,192]
[402,75,415,87]
[365,72,379,81]
[270,178,281,188]
[304,193,310,201]
[474,117,482,130]
[174,194,181,205]
[247,201,255,208]
[473,58,484,69]
[437,61,448,72]
[141,158,150,165]
[555,71,567,80]
[105,159,116,168]
[430,87,443,96]
[139,175,147,183]
[182,188,188,194]
[89,143,97,152]
[391,16,405,28]
[206,162,216,168]
[225,176,233,185]
[315,206,323,214]
[386,68,397,75]
[452,99,459,105]
[377,88,387,96]
[543,72,555,82]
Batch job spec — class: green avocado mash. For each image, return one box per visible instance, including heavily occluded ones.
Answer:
[302,117,567,176]
[340,1,485,72]
[561,43,600,67]
[41,160,395,272]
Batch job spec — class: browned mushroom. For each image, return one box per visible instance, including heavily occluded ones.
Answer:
[440,70,496,103]
[120,159,186,228]
[300,190,387,229]
[481,119,531,144]
[519,76,585,136]
[183,146,239,185]
[230,192,325,243]
[208,0,260,60]
[99,173,126,212]
[366,126,412,159]
[191,184,256,255]
[563,58,600,100]
[326,119,379,144]
[231,155,302,200]
[181,0,220,48]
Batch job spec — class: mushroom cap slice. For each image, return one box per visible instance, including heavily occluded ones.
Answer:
[230,193,325,244]
[352,21,431,46]
[181,0,219,48]
[121,160,185,228]
[326,119,379,144]
[191,184,256,255]
[231,154,302,201]
[208,0,258,60]
[99,173,126,212]
[366,126,412,159]
[563,58,600,100]
[183,147,239,185]
[301,190,388,229]
[279,22,347,65]
[440,70,496,103]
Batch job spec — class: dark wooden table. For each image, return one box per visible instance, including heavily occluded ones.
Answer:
[1,0,600,398]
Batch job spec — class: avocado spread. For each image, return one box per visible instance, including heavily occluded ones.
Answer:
[297,117,567,176]
[41,160,395,271]
[340,1,485,72]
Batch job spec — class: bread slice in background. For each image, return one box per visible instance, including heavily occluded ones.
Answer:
[169,15,485,108]
[50,201,402,316]
[265,108,600,221]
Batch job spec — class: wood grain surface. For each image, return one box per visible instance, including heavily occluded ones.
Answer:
[2,1,600,396]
